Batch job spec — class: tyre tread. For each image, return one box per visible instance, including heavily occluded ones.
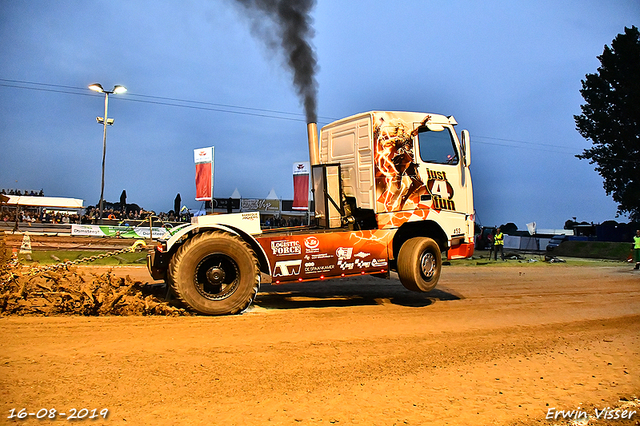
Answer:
[168,231,259,315]
[397,237,441,293]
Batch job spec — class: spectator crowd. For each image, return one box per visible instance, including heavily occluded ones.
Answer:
[2,189,302,229]
[1,206,191,228]
[2,210,81,225]
[1,188,45,196]
[263,216,304,228]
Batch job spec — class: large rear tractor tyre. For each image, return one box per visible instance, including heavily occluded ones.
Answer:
[168,231,260,315]
[397,237,441,292]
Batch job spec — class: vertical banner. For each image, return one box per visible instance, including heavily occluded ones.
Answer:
[292,161,310,211]
[194,147,214,201]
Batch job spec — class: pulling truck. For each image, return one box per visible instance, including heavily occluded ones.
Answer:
[148,111,475,315]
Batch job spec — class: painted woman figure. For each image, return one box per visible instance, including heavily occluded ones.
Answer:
[374,116,427,212]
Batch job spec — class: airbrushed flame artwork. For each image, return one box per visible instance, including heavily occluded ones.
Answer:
[375,114,430,212]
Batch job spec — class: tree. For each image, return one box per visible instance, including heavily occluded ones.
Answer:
[574,26,640,221]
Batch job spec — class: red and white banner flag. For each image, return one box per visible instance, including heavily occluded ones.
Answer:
[194,147,214,201]
[292,161,310,211]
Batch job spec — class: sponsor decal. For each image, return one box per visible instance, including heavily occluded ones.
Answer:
[336,247,353,260]
[242,198,280,212]
[371,258,388,267]
[338,259,355,270]
[304,236,320,253]
[304,262,336,274]
[354,251,370,259]
[71,224,167,239]
[355,259,370,268]
[340,257,387,271]
[337,248,355,270]
[323,246,353,270]
[71,225,103,236]
[273,259,302,277]
[271,240,302,256]
[306,253,332,260]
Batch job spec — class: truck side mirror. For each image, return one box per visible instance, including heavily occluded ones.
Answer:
[461,130,471,167]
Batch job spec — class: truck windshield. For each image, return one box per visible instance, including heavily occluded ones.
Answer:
[417,127,459,165]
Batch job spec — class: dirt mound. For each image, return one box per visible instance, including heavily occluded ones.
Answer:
[0,240,189,316]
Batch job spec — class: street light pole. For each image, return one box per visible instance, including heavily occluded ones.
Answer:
[99,90,109,223]
[88,83,127,223]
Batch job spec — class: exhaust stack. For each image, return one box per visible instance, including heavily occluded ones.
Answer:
[307,122,319,166]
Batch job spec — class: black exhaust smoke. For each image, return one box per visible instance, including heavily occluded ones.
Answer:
[232,0,318,124]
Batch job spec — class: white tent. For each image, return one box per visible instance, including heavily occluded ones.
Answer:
[266,188,279,200]
[4,195,84,209]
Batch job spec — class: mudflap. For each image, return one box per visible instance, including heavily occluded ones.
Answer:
[147,250,170,280]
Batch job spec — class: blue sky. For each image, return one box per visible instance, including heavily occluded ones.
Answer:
[1,0,638,229]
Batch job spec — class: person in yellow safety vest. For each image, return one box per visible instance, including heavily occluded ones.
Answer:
[633,229,640,270]
[494,227,505,261]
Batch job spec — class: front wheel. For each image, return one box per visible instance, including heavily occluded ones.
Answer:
[168,231,260,315]
[397,237,441,292]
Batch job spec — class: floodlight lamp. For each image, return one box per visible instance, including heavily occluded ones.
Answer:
[89,83,104,93]
[112,85,127,94]
[96,117,115,125]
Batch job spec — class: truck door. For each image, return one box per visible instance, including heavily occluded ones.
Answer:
[414,123,469,217]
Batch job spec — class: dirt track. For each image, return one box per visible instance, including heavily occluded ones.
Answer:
[1,264,639,425]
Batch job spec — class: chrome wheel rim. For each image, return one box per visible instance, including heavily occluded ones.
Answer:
[420,251,436,280]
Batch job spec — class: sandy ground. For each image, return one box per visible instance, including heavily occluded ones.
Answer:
[0,263,639,426]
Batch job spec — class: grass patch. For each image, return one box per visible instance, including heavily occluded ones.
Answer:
[17,250,148,266]
[14,247,632,269]
[448,250,628,267]
[553,241,631,261]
